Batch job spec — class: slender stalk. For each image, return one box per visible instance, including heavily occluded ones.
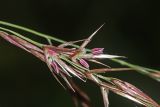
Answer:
[0,27,43,47]
[0,20,90,51]
[0,20,65,43]
[111,59,160,74]
[87,68,133,74]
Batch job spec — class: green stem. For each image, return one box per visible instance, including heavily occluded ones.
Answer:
[111,58,159,73]
[0,27,43,48]
[111,58,160,82]
[0,20,88,50]
[0,20,65,43]
[111,59,148,74]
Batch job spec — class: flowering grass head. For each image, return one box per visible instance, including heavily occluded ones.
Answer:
[0,22,160,107]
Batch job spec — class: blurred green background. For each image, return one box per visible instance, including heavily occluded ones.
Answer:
[0,0,160,107]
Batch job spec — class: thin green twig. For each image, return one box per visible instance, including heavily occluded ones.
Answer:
[0,27,43,47]
[0,20,65,43]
